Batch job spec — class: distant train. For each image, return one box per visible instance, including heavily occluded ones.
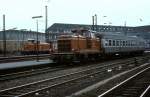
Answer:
[51,29,146,63]
[21,42,51,55]
[21,39,51,55]
[0,39,52,55]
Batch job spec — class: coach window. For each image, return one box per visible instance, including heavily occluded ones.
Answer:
[125,41,127,46]
[135,41,137,46]
[133,41,135,46]
[140,42,142,47]
[116,40,119,46]
[129,40,132,46]
[143,42,145,46]
[129,40,131,46]
[105,39,109,46]
[131,41,133,46]
[134,41,136,46]
[136,41,138,46]
[109,40,112,46]
[113,40,115,46]
[127,41,129,46]
[120,40,123,46]
[122,41,125,46]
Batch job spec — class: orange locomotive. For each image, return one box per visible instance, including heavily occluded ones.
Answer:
[52,29,101,63]
[21,40,51,55]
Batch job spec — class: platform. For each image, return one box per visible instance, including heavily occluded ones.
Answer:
[0,59,52,70]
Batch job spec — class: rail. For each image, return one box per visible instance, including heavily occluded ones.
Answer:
[0,54,51,63]
[98,67,150,97]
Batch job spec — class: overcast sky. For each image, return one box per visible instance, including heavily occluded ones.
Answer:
[0,0,149,32]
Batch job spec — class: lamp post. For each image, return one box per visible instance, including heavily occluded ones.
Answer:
[124,21,127,36]
[91,14,98,31]
[32,16,43,62]
[3,14,6,57]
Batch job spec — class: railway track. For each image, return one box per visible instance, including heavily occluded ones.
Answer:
[98,66,150,97]
[0,66,64,81]
[0,54,51,63]
[0,56,148,97]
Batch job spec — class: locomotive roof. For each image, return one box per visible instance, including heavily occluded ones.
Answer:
[58,34,85,38]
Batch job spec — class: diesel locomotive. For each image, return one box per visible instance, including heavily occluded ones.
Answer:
[21,39,51,55]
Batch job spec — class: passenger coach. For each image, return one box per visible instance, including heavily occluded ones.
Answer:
[97,33,145,56]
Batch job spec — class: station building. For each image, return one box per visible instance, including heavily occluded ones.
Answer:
[46,23,150,50]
